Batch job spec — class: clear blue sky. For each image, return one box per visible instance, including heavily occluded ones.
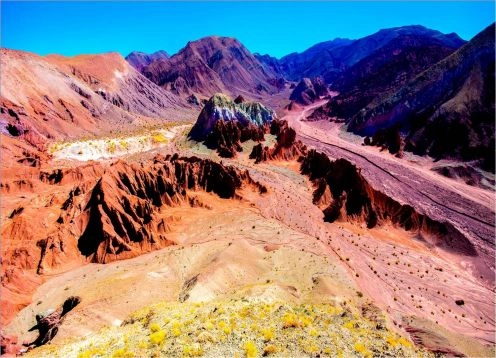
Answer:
[1,1,494,59]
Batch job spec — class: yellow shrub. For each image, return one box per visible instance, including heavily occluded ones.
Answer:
[261,327,275,341]
[355,343,366,352]
[354,343,372,358]
[152,132,168,144]
[303,343,319,354]
[150,330,166,345]
[107,141,116,153]
[243,341,258,358]
[343,321,354,330]
[386,334,398,347]
[150,323,161,333]
[183,343,204,357]
[112,348,135,358]
[300,316,312,327]
[398,337,413,348]
[323,347,333,355]
[172,321,182,337]
[119,140,129,150]
[77,348,104,358]
[282,312,300,328]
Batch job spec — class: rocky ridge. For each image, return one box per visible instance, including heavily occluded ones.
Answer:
[0,155,266,324]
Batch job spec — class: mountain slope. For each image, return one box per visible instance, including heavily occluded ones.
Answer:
[349,23,495,171]
[142,36,282,98]
[276,38,353,82]
[272,26,464,83]
[0,49,185,164]
[310,33,463,120]
[125,50,169,72]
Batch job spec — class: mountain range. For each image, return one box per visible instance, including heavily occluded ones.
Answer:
[1,23,493,173]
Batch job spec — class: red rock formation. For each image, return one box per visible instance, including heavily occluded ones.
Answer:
[289,77,328,105]
[300,150,477,256]
[0,331,21,356]
[75,156,266,263]
[249,120,307,163]
[0,155,266,325]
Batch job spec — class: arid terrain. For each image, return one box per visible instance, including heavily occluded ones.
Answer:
[0,19,494,358]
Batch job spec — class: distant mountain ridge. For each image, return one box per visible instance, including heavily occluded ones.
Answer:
[255,25,465,83]
[310,31,464,120]
[125,50,169,72]
[124,25,467,97]
[350,23,495,171]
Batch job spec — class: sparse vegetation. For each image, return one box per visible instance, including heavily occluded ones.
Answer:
[29,300,431,357]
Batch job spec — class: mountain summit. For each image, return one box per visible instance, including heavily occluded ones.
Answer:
[140,36,282,98]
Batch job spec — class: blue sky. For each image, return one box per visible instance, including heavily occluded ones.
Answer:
[1,1,494,58]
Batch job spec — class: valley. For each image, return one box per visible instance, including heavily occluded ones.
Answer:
[2,101,494,357]
[0,9,494,357]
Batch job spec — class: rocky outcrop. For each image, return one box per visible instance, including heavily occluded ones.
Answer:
[0,331,21,356]
[289,77,328,105]
[203,120,268,158]
[234,95,245,104]
[186,94,201,106]
[300,150,477,256]
[76,155,266,263]
[189,93,276,157]
[432,164,495,190]
[249,120,307,163]
[23,296,80,351]
[284,101,302,112]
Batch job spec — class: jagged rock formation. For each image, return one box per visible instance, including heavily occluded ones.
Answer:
[189,93,276,157]
[142,36,282,97]
[250,120,307,163]
[234,95,245,104]
[432,164,495,190]
[75,155,266,263]
[289,77,328,105]
[284,101,302,112]
[125,50,169,72]
[24,296,81,350]
[0,155,266,324]
[300,150,477,255]
[349,23,495,171]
